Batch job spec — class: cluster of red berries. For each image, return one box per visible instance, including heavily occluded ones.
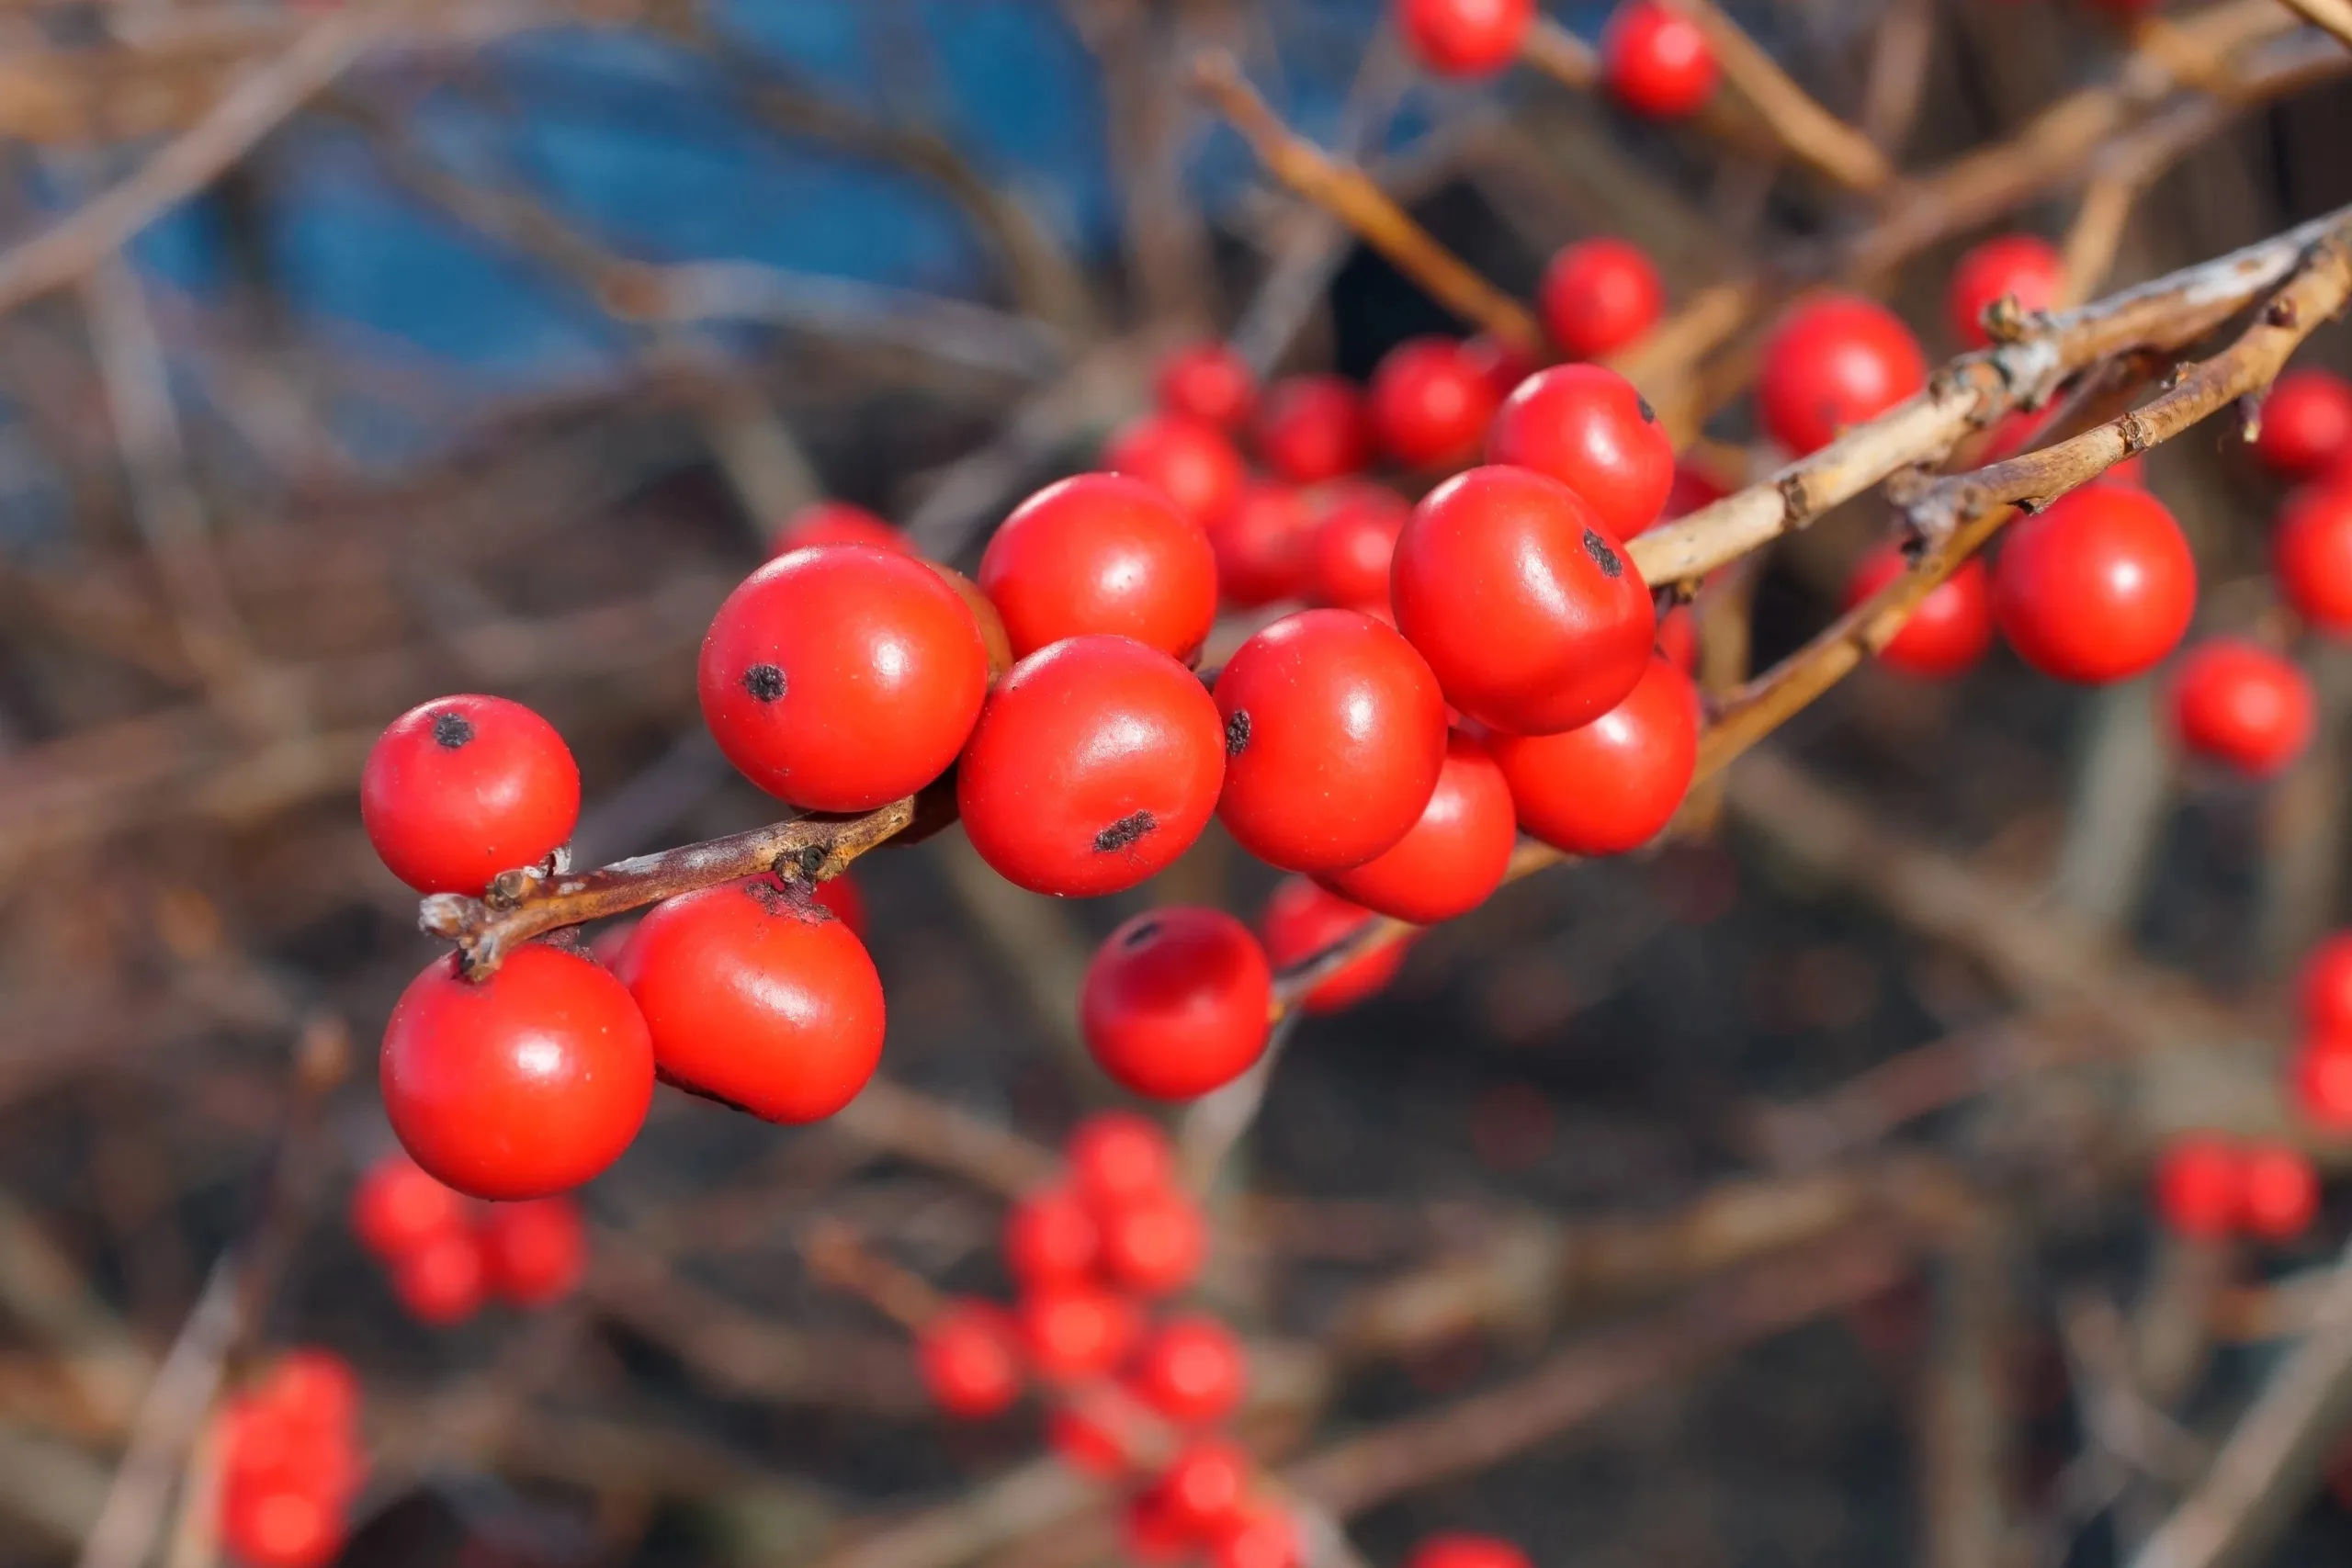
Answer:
[1398,0,1719,121]
[350,1151,585,1324]
[216,1351,364,1568]
[2152,1134,2319,1243]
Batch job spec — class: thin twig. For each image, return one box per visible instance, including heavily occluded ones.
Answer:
[1661,0,1894,193]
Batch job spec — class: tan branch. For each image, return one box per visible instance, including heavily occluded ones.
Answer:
[1661,0,1895,194]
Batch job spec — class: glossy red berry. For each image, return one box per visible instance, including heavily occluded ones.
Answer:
[1539,238,1664,361]
[479,1196,586,1307]
[919,1300,1023,1418]
[1100,1188,1207,1296]
[700,546,988,811]
[391,1225,485,1325]
[1489,655,1700,855]
[220,1484,343,1568]
[1601,0,1718,118]
[1211,483,1319,608]
[1320,731,1516,925]
[380,944,653,1201]
[1261,877,1408,1013]
[811,873,866,939]
[980,474,1218,661]
[1464,333,1538,400]
[1370,336,1502,471]
[1843,544,1995,680]
[2254,370,2352,479]
[2241,1142,2320,1242]
[770,500,912,558]
[1994,484,2197,683]
[1256,375,1373,484]
[614,877,885,1123]
[1212,1507,1301,1568]
[1019,1284,1140,1381]
[1067,1111,1175,1211]
[1159,343,1257,430]
[1005,1185,1102,1287]
[2168,638,2314,777]
[2301,934,2352,1036]
[1397,0,1532,75]
[1757,295,1928,457]
[1656,604,1698,673]
[1081,908,1273,1100]
[2274,481,2352,634]
[1948,234,2064,350]
[2154,1134,2241,1241]
[1311,483,1411,612]
[957,636,1226,897]
[351,1152,467,1260]
[1393,466,1655,735]
[1107,412,1247,528]
[1157,1438,1254,1539]
[1408,1536,1534,1568]
[2294,1036,2352,1131]
[1135,1316,1246,1426]
[1487,364,1675,540]
[361,694,579,896]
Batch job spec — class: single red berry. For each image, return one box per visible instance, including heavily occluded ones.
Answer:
[1125,1488,1195,1564]
[1005,1185,1102,1288]
[2168,638,2315,777]
[2154,1134,2241,1241]
[1408,1536,1535,1568]
[2241,1142,2320,1242]
[1067,1111,1175,1212]
[980,474,1218,661]
[380,944,653,1201]
[2254,370,2352,479]
[1393,466,1655,735]
[1539,238,1664,362]
[1100,1188,1207,1296]
[1463,333,1538,400]
[1756,294,1928,457]
[1134,1316,1246,1427]
[1311,483,1412,613]
[1656,604,1698,673]
[1947,234,2064,350]
[957,636,1226,897]
[361,694,579,896]
[1081,908,1273,1100]
[1489,655,1700,855]
[1019,1284,1140,1381]
[479,1196,586,1307]
[770,500,912,558]
[2294,1036,2352,1131]
[1211,483,1319,609]
[1663,461,1728,520]
[2274,481,2352,634]
[811,873,866,939]
[700,546,989,811]
[1261,877,1408,1013]
[1047,1403,1136,1475]
[1212,1506,1301,1568]
[1319,730,1516,925]
[1255,375,1373,484]
[391,1225,486,1325]
[1370,336,1502,471]
[1159,342,1257,430]
[1600,0,1718,118]
[1994,484,2197,683]
[1107,412,1247,528]
[351,1152,468,1261]
[2300,934,2352,1036]
[1487,364,1676,541]
[1215,609,1450,873]
[251,1351,360,1436]
[1843,544,1995,680]
[613,878,885,1124]
[1156,1438,1254,1539]
[220,1483,343,1568]
[1397,0,1532,75]
[918,1300,1024,1418]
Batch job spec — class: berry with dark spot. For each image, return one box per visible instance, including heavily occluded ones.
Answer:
[1081,908,1272,1100]
[362,694,580,896]
[1488,365,1677,540]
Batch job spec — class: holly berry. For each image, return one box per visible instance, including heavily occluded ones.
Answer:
[1757,295,1928,457]
[2153,1134,2240,1240]
[1311,483,1411,613]
[957,636,1226,897]
[1393,465,1655,735]
[2273,480,2352,634]
[1135,1316,1246,1426]
[980,474,1218,662]
[2241,1142,2320,1242]
[1370,336,1502,471]
[1657,604,1698,673]
[1019,1284,1140,1381]
[479,1196,586,1307]
[351,1152,467,1261]
[770,500,912,558]
[1255,374,1373,484]
[1100,1188,1207,1296]
[1006,1185,1102,1287]
[1397,0,1532,75]
[2253,369,2352,479]
[1319,730,1517,925]
[918,1300,1023,1418]
[812,873,867,939]
[250,1352,360,1437]
[1261,877,1408,1013]
[1539,238,1664,361]
[380,944,652,1201]
[1488,655,1700,855]
[613,877,886,1123]
[2300,933,2352,1036]
[1463,333,1538,400]
[1600,0,1718,118]
[1211,483,1319,608]
[1159,342,1257,430]
[1993,484,2196,683]
[2294,1037,2352,1131]
[1948,234,2064,350]
[220,1483,343,1568]
[390,1225,486,1325]
[1212,1507,1301,1568]
[1067,1111,1175,1211]
[1487,364,1676,540]
[1080,908,1273,1100]
[699,545,989,811]
[1156,1438,1254,1539]
[1408,1536,1534,1568]
[1107,412,1247,528]
[2168,637,2314,777]
[361,694,580,896]
[1843,544,1995,680]
[1214,609,1450,873]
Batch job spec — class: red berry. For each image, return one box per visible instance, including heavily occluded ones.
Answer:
[957,636,1226,897]
[1261,877,1408,1013]
[2241,1142,2320,1242]
[2274,480,2352,634]
[1662,461,1729,520]
[1319,730,1516,924]
[2168,638,2314,777]
[1156,1438,1253,1539]
[1369,336,1502,471]
[2295,1037,2352,1131]
[1487,365,1675,540]
[1488,655,1700,855]
[1757,294,1928,457]
[1134,1316,1246,1426]
[811,873,866,939]
[1100,1188,1207,1296]
[1463,333,1538,400]
[1601,0,1718,118]
[1947,234,2064,350]
[220,1483,343,1568]
[1159,343,1257,430]
[391,1225,486,1325]
[1081,908,1273,1100]
[1125,1489,1195,1564]
[251,1351,360,1436]
[361,694,579,896]
[613,878,885,1124]
[980,474,1218,662]
[770,500,911,558]
[1538,238,1664,361]
[1214,609,1450,873]
[478,1196,586,1307]
[1393,466,1655,735]
[1843,544,1995,680]
[1211,483,1319,608]
[1256,375,1373,484]
[2301,934,2352,1036]
[1310,483,1411,613]
[2254,370,2352,479]
[1067,1111,1175,1211]
[1212,1507,1301,1568]
[918,1300,1023,1418]
[1994,484,2197,683]
[700,545,989,811]
[1019,1284,1140,1381]
[1005,1185,1102,1288]
[1656,603,1698,673]
[2154,1134,2241,1240]
[380,944,652,1201]
[1107,412,1247,528]
[1408,1536,1534,1568]
[351,1153,467,1261]
[1397,0,1532,75]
